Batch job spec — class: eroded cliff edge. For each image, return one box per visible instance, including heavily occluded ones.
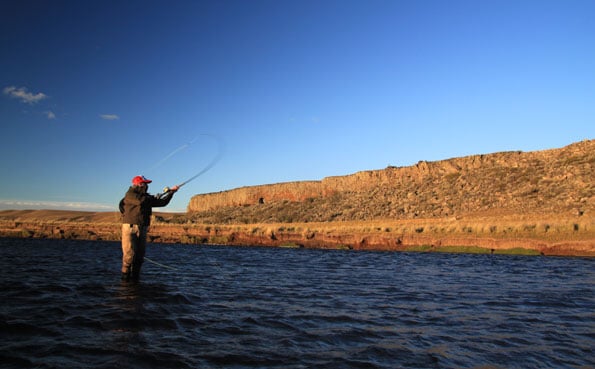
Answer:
[188,139,593,222]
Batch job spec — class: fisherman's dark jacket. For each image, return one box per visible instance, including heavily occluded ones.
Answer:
[119,186,174,226]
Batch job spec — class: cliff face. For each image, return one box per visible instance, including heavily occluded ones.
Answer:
[188,181,331,210]
[188,140,594,220]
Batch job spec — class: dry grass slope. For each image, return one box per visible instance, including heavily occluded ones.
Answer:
[186,139,594,224]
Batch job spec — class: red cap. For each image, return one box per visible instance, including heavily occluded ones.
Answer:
[132,175,152,186]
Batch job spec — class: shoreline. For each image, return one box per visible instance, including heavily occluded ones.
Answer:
[1,210,593,257]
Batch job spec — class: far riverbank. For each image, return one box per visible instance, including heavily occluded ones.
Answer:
[0,210,593,257]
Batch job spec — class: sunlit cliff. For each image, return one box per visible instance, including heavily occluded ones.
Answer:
[188,140,594,222]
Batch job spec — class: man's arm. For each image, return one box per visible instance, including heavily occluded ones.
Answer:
[150,190,176,207]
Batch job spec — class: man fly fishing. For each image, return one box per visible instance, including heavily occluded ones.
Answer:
[119,175,178,282]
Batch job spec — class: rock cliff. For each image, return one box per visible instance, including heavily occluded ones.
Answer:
[188,139,594,222]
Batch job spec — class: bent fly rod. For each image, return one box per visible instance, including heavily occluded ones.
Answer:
[161,134,225,194]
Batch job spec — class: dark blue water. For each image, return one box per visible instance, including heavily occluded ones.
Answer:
[0,238,593,369]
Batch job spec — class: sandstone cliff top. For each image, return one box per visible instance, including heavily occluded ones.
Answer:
[187,139,594,223]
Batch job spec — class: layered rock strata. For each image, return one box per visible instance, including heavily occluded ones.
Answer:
[188,139,594,220]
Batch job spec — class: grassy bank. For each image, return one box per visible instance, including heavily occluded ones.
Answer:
[0,210,593,256]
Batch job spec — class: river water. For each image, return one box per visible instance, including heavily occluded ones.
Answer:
[0,237,593,368]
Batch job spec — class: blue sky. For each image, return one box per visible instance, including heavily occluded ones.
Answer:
[1,0,594,212]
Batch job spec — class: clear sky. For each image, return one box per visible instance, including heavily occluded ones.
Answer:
[1,0,594,212]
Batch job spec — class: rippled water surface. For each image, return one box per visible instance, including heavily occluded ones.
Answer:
[1,238,593,368]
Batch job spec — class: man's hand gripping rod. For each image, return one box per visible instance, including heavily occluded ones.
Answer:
[161,184,180,196]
